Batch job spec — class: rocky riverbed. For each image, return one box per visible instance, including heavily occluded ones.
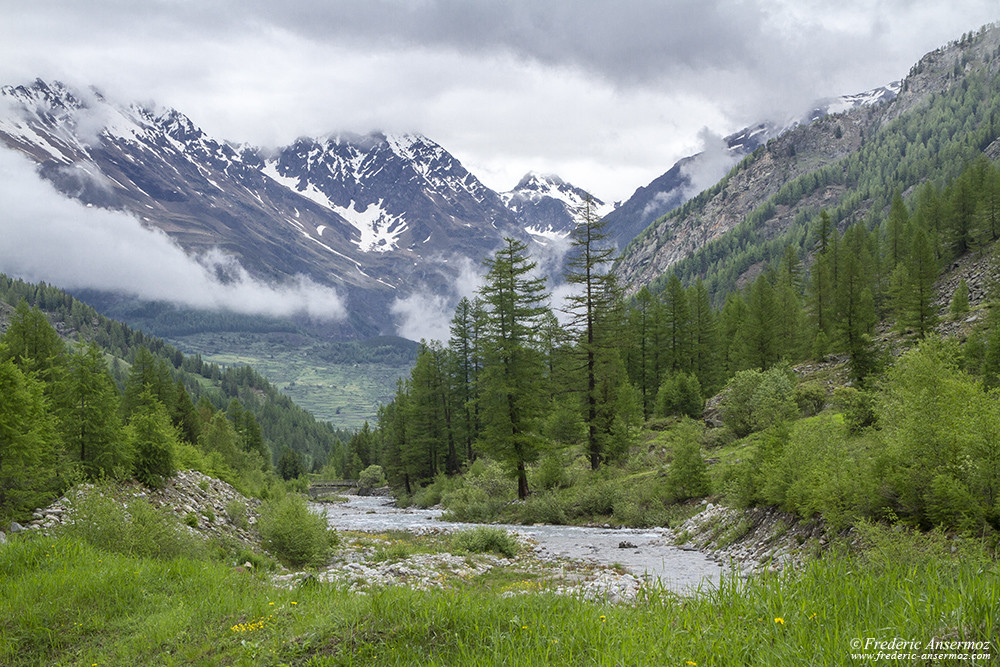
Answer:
[10,471,829,605]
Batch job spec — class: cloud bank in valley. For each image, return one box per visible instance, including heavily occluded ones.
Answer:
[0,149,346,320]
[391,256,484,343]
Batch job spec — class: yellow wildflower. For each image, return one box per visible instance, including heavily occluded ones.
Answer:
[774,617,784,625]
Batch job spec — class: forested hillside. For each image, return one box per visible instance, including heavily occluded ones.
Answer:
[0,278,354,521]
[361,119,1000,537]
[616,24,1000,304]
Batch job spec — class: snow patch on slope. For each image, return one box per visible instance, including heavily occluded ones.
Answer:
[331,199,407,253]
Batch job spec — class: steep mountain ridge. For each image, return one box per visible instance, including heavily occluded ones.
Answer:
[614,23,1000,297]
[604,85,900,252]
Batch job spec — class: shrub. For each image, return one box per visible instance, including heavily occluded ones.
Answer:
[511,491,568,525]
[413,473,462,508]
[721,366,798,437]
[358,464,387,490]
[441,459,514,521]
[257,494,336,568]
[834,386,877,432]
[450,527,520,558]
[532,451,572,490]
[61,485,205,560]
[225,499,249,530]
[794,382,827,417]
[667,437,711,502]
[950,278,970,318]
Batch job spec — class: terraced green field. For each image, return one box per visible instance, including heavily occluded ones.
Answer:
[173,331,415,429]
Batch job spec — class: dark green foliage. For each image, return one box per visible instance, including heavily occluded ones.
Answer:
[655,371,703,419]
[950,278,970,317]
[59,343,127,478]
[276,447,305,480]
[0,358,65,522]
[833,386,878,433]
[666,425,710,502]
[0,300,65,382]
[793,382,827,417]
[128,391,178,489]
[477,238,550,499]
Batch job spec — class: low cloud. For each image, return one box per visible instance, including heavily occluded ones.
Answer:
[641,190,681,221]
[679,128,742,200]
[0,148,346,320]
[390,256,484,343]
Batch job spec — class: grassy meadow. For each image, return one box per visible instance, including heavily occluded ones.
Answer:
[2,522,996,666]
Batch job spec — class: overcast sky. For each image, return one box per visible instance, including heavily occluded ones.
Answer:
[1,1,997,202]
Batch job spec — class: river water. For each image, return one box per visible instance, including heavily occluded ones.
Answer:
[315,495,723,594]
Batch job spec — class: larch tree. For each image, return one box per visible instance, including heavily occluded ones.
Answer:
[477,237,549,498]
[563,198,624,469]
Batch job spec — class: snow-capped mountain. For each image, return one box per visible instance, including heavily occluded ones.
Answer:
[0,80,612,336]
[0,78,902,338]
[604,82,901,250]
[503,172,615,242]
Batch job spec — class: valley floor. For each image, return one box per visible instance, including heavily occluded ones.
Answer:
[2,472,996,666]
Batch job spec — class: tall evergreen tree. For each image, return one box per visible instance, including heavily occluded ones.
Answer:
[448,297,479,463]
[902,227,940,337]
[659,274,692,375]
[563,200,625,469]
[478,238,549,498]
[686,279,721,396]
[626,286,657,418]
[58,343,127,478]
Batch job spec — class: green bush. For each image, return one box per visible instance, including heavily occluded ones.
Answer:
[834,386,877,432]
[793,382,827,417]
[532,451,572,490]
[667,438,710,502]
[721,366,798,437]
[413,473,462,508]
[225,499,249,530]
[441,459,514,521]
[60,485,206,560]
[257,493,336,568]
[358,464,387,489]
[510,491,568,525]
[450,526,520,558]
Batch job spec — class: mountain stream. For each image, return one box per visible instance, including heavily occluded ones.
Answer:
[315,494,723,594]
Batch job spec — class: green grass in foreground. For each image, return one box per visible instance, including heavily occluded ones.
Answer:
[1,526,996,666]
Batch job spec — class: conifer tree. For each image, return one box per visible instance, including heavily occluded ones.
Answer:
[0,357,64,518]
[660,274,692,374]
[739,272,780,370]
[626,286,657,417]
[884,191,910,267]
[902,227,940,337]
[1,301,65,385]
[58,343,127,478]
[448,297,479,463]
[686,279,721,396]
[478,238,549,498]
[564,198,624,469]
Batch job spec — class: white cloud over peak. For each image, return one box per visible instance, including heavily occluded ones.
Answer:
[0,149,346,320]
